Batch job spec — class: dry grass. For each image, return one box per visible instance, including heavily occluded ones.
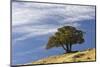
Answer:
[31,48,96,64]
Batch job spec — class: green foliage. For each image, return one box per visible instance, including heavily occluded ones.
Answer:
[46,26,85,53]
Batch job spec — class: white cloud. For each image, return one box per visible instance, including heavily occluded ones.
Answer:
[14,27,57,41]
[12,2,95,42]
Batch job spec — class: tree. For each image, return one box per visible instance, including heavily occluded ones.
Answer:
[46,26,85,53]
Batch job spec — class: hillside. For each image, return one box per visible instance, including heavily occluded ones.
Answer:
[31,48,95,65]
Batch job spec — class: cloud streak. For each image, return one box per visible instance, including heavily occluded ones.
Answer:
[12,2,95,42]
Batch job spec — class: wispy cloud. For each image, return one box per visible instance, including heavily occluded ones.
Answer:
[14,46,45,56]
[12,2,95,42]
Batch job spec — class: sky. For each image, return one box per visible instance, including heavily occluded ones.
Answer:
[12,1,96,65]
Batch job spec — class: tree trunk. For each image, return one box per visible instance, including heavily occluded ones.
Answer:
[65,44,70,53]
[66,45,69,52]
[61,44,72,53]
[65,44,72,53]
[69,44,72,52]
[61,44,67,53]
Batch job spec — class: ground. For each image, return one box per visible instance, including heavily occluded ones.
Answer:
[30,48,96,65]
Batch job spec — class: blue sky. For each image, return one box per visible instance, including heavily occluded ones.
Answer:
[12,1,96,65]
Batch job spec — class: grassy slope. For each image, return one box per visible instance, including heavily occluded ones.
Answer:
[31,48,96,64]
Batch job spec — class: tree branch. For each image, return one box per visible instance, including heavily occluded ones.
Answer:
[61,44,67,52]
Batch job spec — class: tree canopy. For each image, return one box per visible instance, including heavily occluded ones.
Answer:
[46,26,85,53]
